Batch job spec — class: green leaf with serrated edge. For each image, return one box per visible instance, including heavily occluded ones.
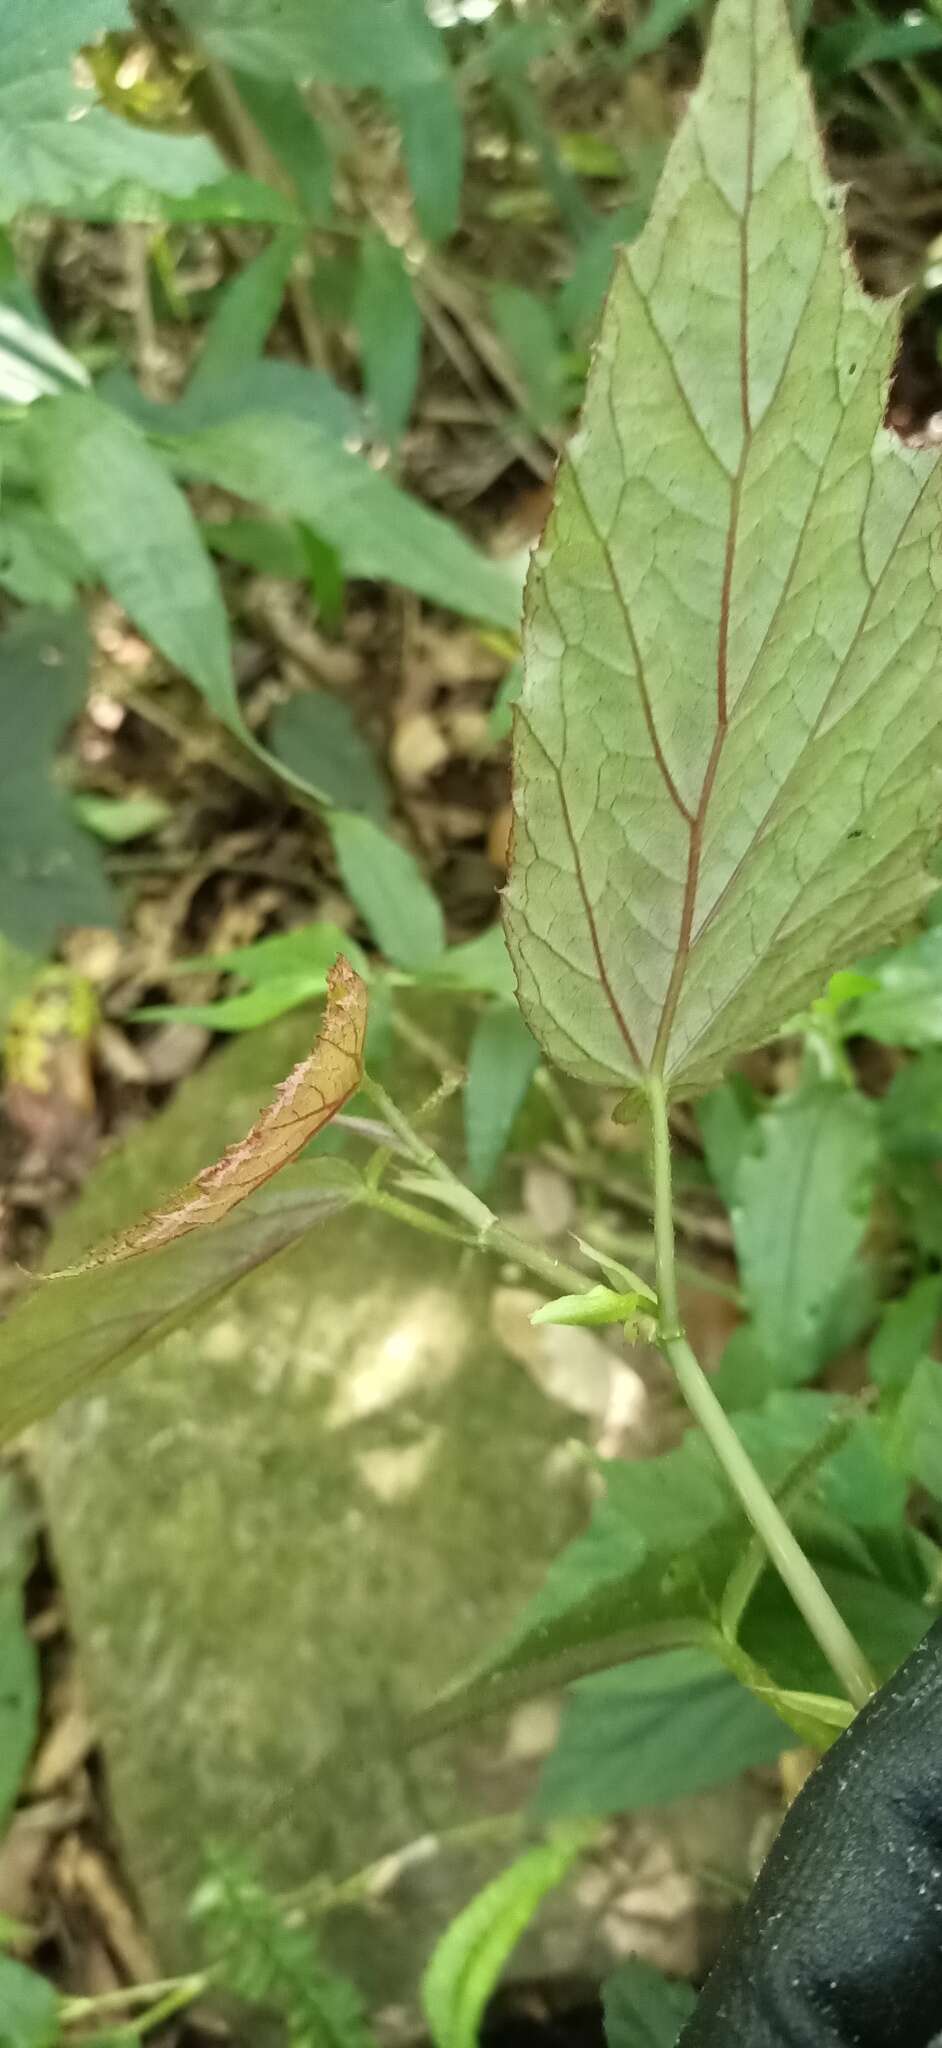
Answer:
[465,1004,540,1190]
[168,412,520,628]
[732,1081,877,1384]
[603,1958,696,2048]
[0,1955,57,2048]
[536,1649,788,1820]
[419,1394,886,1737]
[27,394,240,731]
[870,1274,942,1391]
[189,231,300,397]
[193,1850,376,2048]
[355,235,421,443]
[0,1160,360,1445]
[422,1825,597,2048]
[0,609,115,950]
[504,0,942,1096]
[330,811,445,970]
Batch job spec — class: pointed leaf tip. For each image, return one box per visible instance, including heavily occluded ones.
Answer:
[54,958,367,1274]
[505,0,942,1095]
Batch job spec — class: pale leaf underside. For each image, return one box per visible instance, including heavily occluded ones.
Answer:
[53,958,367,1271]
[505,0,942,1094]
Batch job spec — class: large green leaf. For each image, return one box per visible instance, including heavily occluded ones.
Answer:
[0,0,229,220]
[0,609,115,948]
[27,393,240,730]
[168,412,520,627]
[504,0,942,1095]
[535,1647,788,1819]
[731,1080,878,1383]
[424,1393,899,1732]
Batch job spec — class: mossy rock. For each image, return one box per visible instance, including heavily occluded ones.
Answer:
[37,1014,594,2012]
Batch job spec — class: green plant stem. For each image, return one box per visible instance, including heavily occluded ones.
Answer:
[360,1185,478,1249]
[60,1976,208,2028]
[361,1072,589,1296]
[647,1073,876,1712]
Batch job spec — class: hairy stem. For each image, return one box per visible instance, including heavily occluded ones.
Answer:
[361,1071,589,1296]
[647,1073,875,1711]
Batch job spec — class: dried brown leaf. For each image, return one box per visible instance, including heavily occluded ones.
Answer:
[57,958,367,1273]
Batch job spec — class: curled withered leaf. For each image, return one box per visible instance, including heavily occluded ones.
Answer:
[54,958,367,1274]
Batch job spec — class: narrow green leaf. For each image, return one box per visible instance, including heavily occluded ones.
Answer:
[73,793,171,843]
[537,1648,787,1819]
[27,393,240,731]
[732,1082,878,1384]
[234,73,333,222]
[0,609,115,949]
[330,811,445,970]
[164,923,366,986]
[189,231,300,395]
[491,285,569,428]
[888,1356,942,1503]
[0,298,88,407]
[133,979,330,1032]
[603,1959,696,2048]
[168,412,521,626]
[355,234,422,442]
[504,0,942,1095]
[395,77,463,242]
[422,1826,596,2048]
[0,1477,38,1831]
[870,1275,942,1392]
[0,1955,57,2048]
[269,693,389,823]
[810,11,942,83]
[464,1004,540,1189]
